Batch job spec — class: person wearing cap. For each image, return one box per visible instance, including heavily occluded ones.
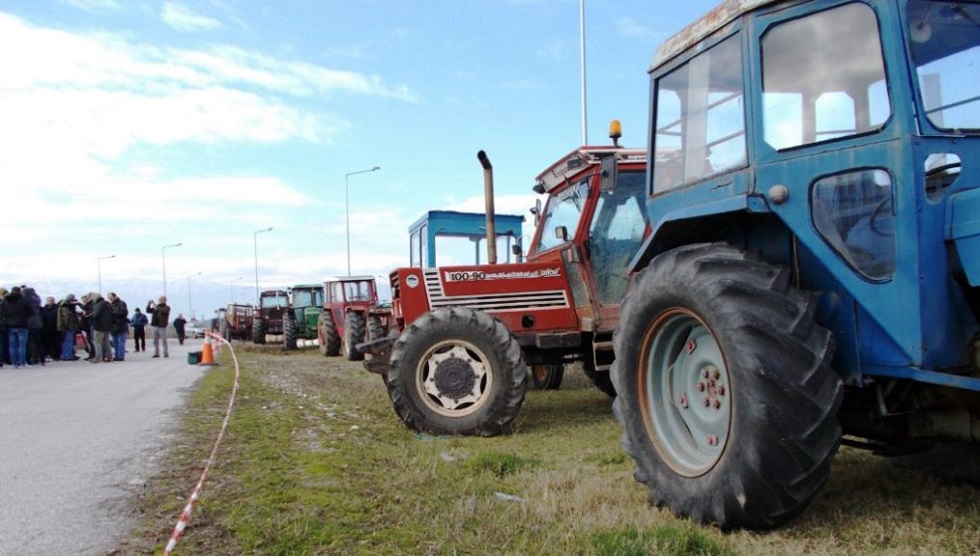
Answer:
[57,294,82,361]
[146,295,172,358]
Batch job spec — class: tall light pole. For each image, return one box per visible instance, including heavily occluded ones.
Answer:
[188,271,202,319]
[161,242,182,298]
[253,227,273,304]
[345,166,381,275]
[97,255,115,293]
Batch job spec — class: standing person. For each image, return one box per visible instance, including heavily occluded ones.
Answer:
[173,313,187,345]
[23,286,44,366]
[3,286,32,368]
[131,308,148,352]
[108,292,129,361]
[90,293,113,363]
[41,296,59,362]
[79,294,96,361]
[0,287,8,367]
[57,294,82,361]
[146,295,171,358]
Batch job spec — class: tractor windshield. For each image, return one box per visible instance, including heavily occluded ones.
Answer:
[907,1,980,132]
[260,294,288,308]
[535,178,591,252]
[292,289,322,308]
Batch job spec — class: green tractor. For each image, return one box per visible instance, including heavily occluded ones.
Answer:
[289,284,324,344]
[253,289,298,349]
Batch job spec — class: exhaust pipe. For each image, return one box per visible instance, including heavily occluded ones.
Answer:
[477,150,498,264]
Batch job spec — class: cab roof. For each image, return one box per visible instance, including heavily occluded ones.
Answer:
[534,146,645,194]
[652,0,779,70]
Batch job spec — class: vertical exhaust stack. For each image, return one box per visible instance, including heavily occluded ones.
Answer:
[477,150,498,264]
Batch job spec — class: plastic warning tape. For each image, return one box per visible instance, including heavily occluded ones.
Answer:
[164,333,238,555]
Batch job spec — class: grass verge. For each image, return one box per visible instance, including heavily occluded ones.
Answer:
[114,348,980,555]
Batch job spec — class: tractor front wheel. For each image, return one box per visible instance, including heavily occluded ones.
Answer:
[343,312,366,361]
[252,318,266,344]
[318,311,340,356]
[611,243,842,529]
[386,307,527,436]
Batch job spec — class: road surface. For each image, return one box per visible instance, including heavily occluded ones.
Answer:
[0,340,207,555]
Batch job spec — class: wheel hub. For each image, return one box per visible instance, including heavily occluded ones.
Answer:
[423,345,486,410]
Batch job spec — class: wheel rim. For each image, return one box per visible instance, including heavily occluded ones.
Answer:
[639,308,731,477]
[415,339,492,417]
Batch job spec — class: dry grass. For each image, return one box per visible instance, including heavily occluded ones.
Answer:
[114,349,980,555]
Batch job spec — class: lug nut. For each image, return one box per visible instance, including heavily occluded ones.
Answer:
[701,368,710,379]
[707,435,718,446]
[686,340,697,354]
[679,394,688,408]
[703,398,710,407]
[717,385,725,396]
[713,400,721,409]
[697,382,705,392]
[712,368,721,380]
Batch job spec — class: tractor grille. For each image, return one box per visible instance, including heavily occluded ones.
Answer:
[423,270,570,312]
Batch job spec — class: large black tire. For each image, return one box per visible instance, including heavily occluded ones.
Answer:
[386,307,527,436]
[318,311,340,356]
[252,318,266,344]
[531,364,564,390]
[283,316,298,350]
[583,357,616,398]
[343,312,366,362]
[367,315,386,342]
[611,243,842,530]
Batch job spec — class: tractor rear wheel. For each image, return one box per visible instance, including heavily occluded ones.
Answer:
[611,243,842,529]
[252,318,266,344]
[344,312,366,361]
[318,311,340,356]
[283,316,298,350]
[531,364,564,390]
[386,307,527,436]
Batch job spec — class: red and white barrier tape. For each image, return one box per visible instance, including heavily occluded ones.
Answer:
[163,332,238,555]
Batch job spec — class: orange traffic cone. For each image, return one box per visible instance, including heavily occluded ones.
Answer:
[198,330,218,366]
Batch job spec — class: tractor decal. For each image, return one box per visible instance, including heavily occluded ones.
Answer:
[423,268,571,312]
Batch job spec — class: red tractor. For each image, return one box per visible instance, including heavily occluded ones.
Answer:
[217,303,254,341]
[363,124,649,436]
[317,276,390,361]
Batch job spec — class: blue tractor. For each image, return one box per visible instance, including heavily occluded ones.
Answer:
[612,0,980,529]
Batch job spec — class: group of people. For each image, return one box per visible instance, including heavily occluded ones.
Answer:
[0,287,184,368]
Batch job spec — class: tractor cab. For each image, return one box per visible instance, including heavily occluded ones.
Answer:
[409,210,524,267]
[289,284,324,342]
[253,289,296,348]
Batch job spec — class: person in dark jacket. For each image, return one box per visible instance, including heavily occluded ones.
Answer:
[57,294,82,361]
[130,308,148,352]
[146,295,171,358]
[41,296,59,361]
[108,292,129,361]
[173,313,187,345]
[0,287,8,367]
[79,294,96,361]
[23,286,44,366]
[90,293,113,363]
[3,286,32,368]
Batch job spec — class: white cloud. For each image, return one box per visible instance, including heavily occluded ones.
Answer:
[162,2,223,32]
[616,16,661,40]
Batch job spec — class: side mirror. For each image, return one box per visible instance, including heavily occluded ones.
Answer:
[555,225,569,242]
[600,155,618,192]
[531,198,542,226]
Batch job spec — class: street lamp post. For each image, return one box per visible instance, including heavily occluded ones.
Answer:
[253,227,273,304]
[188,272,202,319]
[344,166,381,275]
[97,255,115,293]
[161,242,183,298]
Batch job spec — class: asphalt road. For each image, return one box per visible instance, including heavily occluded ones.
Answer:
[0,339,207,555]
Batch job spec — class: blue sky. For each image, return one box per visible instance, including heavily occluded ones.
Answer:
[1,0,717,315]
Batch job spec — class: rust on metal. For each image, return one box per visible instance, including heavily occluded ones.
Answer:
[652,0,778,70]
